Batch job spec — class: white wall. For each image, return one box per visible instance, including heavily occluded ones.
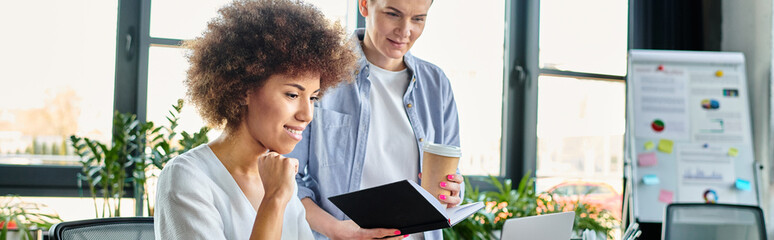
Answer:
[721,0,772,235]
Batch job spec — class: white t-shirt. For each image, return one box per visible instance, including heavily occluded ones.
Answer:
[360,62,423,239]
[154,145,314,240]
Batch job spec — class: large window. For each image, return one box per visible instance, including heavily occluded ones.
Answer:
[411,0,506,176]
[535,0,628,231]
[0,1,118,166]
[1,1,634,225]
[0,0,131,221]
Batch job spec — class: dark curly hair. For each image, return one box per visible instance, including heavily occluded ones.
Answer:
[184,0,357,130]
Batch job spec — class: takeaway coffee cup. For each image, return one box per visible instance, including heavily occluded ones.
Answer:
[421,142,462,207]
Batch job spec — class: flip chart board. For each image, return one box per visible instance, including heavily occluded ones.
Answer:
[626,50,759,223]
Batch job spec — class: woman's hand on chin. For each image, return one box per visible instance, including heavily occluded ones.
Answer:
[328,220,407,240]
[257,152,299,204]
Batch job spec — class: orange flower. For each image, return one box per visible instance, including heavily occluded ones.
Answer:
[485,201,497,213]
[497,202,508,209]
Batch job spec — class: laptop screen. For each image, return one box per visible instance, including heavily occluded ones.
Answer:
[500,212,575,240]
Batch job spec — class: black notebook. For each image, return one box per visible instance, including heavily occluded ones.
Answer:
[328,180,484,236]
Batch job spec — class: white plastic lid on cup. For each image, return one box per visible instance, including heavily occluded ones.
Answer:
[422,142,462,158]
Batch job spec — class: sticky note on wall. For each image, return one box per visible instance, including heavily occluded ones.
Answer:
[728,147,739,157]
[735,179,751,191]
[644,141,655,150]
[657,139,674,154]
[642,175,660,185]
[638,152,658,167]
[658,189,674,204]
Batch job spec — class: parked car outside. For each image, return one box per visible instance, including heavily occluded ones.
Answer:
[545,181,622,220]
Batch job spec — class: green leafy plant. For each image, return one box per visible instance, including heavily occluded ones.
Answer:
[70,99,209,218]
[0,195,62,240]
[70,111,142,217]
[147,99,210,171]
[443,173,616,240]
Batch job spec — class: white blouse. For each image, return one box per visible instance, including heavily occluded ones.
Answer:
[154,145,314,240]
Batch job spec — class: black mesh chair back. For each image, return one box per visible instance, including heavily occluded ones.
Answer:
[662,203,766,240]
[48,217,154,240]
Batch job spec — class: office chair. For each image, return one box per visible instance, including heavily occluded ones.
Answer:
[662,203,766,240]
[48,217,154,240]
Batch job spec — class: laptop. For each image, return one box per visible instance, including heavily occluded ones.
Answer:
[500,211,575,240]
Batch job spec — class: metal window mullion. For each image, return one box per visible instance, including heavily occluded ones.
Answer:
[113,0,142,116]
[501,0,539,182]
[539,68,626,81]
[150,37,184,47]
[136,0,152,123]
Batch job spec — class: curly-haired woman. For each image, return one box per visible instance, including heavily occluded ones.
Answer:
[152,0,382,239]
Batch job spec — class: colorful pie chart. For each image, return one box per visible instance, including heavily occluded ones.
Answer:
[652,119,665,132]
[701,99,720,109]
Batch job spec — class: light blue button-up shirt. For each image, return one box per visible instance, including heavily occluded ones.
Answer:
[288,29,461,240]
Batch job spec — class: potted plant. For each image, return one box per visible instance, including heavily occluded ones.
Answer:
[0,195,62,240]
[70,111,144,218]
[443,173,616,240]
[69,99,209,218]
